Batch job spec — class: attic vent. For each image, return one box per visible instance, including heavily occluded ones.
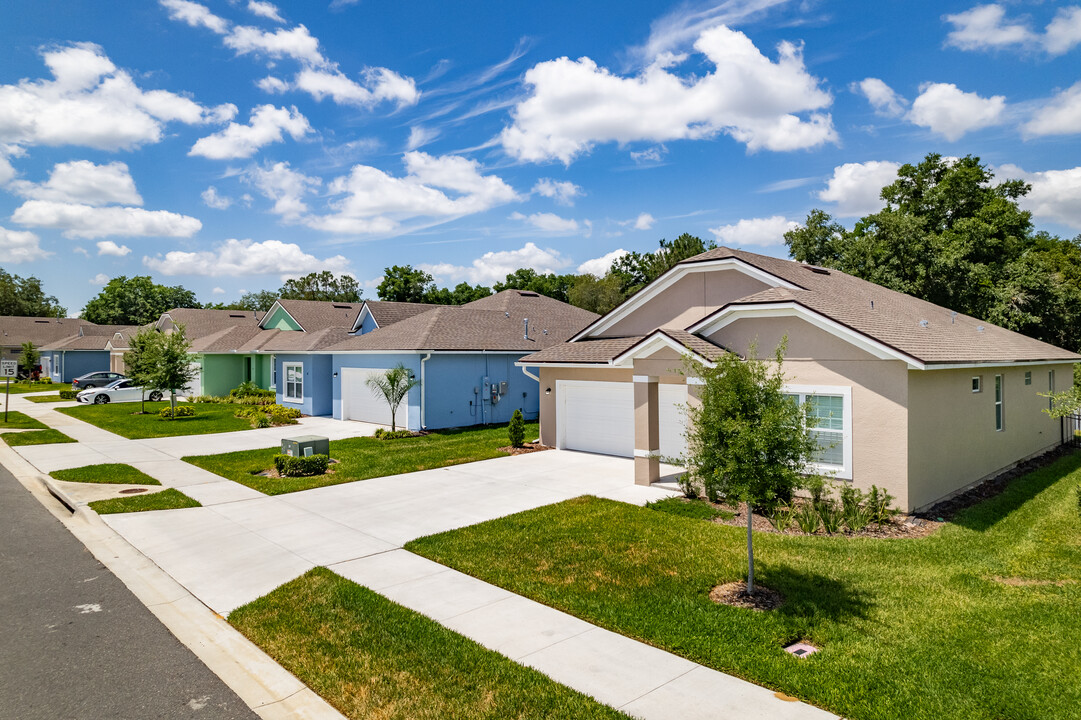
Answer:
[34,320,50,324]
[803,265,830,275]
[229,314,246,318]
[517,291,539,297]
[919,319,929,328]
[332,304,352,309]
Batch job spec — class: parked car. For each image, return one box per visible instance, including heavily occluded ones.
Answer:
[72,371,126,391]
[77,378,163,405]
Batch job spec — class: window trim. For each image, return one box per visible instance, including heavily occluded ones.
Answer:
[283,362,303,404]
[783,384,853,480]
[1048,369,1055,412]
[971,376,982,393]
[994,374,1004,432]
[1024,371,1032,386]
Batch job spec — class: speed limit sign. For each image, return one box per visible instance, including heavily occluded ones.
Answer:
[0,360,16,377]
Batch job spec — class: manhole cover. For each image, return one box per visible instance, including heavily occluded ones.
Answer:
[119,488,147,495]
[783,641,819,658]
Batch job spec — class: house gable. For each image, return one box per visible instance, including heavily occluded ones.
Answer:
[707,314,881,363]
[261,303,303,331]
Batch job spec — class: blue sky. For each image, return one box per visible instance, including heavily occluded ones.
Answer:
[2,1,1079,313]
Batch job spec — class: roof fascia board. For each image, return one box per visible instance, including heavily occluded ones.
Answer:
[260,301,305,332]
[571,257,800,342]
[611,331,715,368]
[922,359,1079,370]
[247,349,531,355]
[515,360,615,368]
[690,302,925,369]
[350,303,374,333]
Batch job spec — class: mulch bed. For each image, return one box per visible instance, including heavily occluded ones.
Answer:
[499,442,552,456]
[694,498,941,538]
[710,581,785,611]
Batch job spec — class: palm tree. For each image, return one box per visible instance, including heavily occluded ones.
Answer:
[365,363,418,432]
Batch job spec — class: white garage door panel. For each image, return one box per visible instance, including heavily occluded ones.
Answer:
[342,368,409,428]
[561,382,634,457]
[659,384,688,460]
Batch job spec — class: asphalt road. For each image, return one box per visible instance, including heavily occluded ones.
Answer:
[0,464,259,720]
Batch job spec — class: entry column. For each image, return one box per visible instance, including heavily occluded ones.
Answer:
[633,375,660,486]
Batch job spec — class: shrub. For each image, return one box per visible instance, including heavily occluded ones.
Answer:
[867,485,897,526]
[230,381,273,399]
[266,404,301,424]
[59,390,76,400]
[38,377,52,384]
[189,395,223,404]
[253,414,271,429]
[768,503,795,532]
[795,501,820,533]
[373,427,412,440]
[677,473,698,499]
[818,498,844,534]
[840,484,874,533]
[273,453,329,477]
[508,409,525,447]
[805,475,828,510]
[159,405,195,419]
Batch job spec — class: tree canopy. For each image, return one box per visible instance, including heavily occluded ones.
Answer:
[278,271,361,303]
[494,268,576,303]
[610,233,714,297]
[0,269,66,317]
[82,276,199,326]
[377,265,437,303]
[785,153,1081,353]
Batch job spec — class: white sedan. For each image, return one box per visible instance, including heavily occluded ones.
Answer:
[77,378,164,405]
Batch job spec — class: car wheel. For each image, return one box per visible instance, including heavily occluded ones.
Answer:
[93,394,110,404]
[83,383,96,390]
[149,391,162,402]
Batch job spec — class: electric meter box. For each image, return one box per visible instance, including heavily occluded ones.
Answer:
[282,435,330,457]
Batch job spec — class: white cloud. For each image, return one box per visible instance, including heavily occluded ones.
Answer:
[501,24,835,164]
[257,75,290,94]
[420,242,572,285]
[577,248,628,276]
[532,178,582,206]
[907,82,1006,141]
[0,154,14,185]
[628,0,790,65]
[406,126,439,150]
[997,163,1081,229]
[189,104,311,159]
[89,273,110,286]
[1023,81,1081,138]
[8,160,142,206]
[0,226,49,263]
[709,215,797,247]
[310,152,520,234]
[96,240,132,256]
[11,201,202,239]
[245,161,322,220]
[201,185,233,209]
[212,286,226,294]
[0,43,228,151]
[293,67,419,108]
[509,211,579,233]
[159,0,229,34]
[817,161,901,217]
[247,1,284,23]
[944,4,1081,56]
[224,24,325,65]
[853,78,906,117]
[143,238,350,278]
[630,145,667,165]
[632,212,655,230]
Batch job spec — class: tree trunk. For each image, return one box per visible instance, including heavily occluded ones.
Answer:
[746,501,755,594]
[140,390,145,415]
[389,402,397,432]
[170,391,176,420]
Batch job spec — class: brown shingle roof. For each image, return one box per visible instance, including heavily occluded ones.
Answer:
[269,300,362,332]
[158,309,262,340]
[0,317,99,348]
[523,246,1080,366]
[362,300,438,328]
[42,325,141,351]
[522,336,645,364]
[327,291,598,352]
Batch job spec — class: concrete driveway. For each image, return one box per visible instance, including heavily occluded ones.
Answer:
[101,450,677,614]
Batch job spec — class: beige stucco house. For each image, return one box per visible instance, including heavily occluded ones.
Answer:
[519,247,1080,512]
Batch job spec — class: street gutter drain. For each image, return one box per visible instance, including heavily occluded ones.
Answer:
[119,488,148,495]
[784,641,819,658]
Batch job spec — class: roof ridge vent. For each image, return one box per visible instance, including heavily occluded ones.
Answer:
[802,265,830,275]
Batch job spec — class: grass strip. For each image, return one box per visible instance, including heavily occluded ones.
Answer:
[0,410,48,429]
[0,381,65,394]
[89,488,200,514]
[185,421,537,495]
[229,567,627,720]
[51,463,161,485]
[26,393,71,403]
[408,453,1081,720]
[2,428,76,446]
[645,495,735,521]
[58,400,254,439]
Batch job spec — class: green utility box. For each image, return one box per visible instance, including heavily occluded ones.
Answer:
[282,435,330,457]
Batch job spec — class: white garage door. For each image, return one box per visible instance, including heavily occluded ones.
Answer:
[558,381,689,460]
[342,368,409,428]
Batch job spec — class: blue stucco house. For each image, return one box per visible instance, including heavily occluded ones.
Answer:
[280,291,598,430]
[42,325,139,382]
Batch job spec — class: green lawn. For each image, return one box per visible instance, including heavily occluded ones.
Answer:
[26,393,72,403]
[51,463,160,485]
[407,452,1081,720]
[0,381,64,394]
[229,568,627,720]
[89,488,200,514]
[0,410,48,430]
[57,400,255,439]
[2,428,76,446]
[185,422,537,495]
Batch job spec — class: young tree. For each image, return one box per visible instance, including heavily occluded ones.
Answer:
[683,341,820,594]
[123,327,160,414]
[365,363,418,432]
[18,342,39,379]
[508,408,525,447]
[151,325,197,418]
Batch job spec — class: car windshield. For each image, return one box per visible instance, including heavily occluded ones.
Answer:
[104,379,128,389]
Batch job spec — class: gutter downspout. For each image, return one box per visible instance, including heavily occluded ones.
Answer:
[521,366,540,382]
[420,352,431,430]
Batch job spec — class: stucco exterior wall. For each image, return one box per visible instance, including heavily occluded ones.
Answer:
[275,353,332,416]
[332,353,422,429]
[49,350,109,383]
[906,364,1072,511]
[537,366,634,447]
[599,269,769,337]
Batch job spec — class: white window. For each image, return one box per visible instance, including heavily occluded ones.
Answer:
[782,384,853,480]
[271,355,277,390]
[994,374,1004,431]
[1049,370,1055,412]
[971,376,981,393]
[284,362,303,403]
[1024,371,1032,386]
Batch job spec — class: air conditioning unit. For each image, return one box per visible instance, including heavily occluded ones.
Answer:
[281,435,329,457]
